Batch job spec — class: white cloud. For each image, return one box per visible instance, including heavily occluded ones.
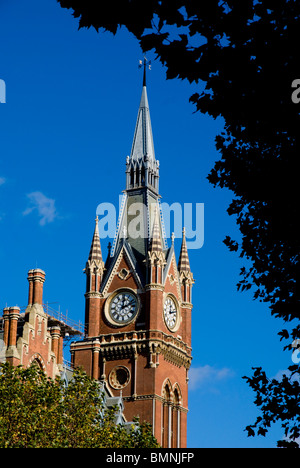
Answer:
[23,191,58,226]
[189,365,234,391]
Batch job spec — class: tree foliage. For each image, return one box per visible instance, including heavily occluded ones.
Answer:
[0,363,159,448]
[243,365,300,448]
[57,0,300,446]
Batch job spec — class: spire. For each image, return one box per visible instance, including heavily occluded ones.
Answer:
[178,228,191,273]
[126,61,159,194]
[149,207,163,253]
[87,216,103,268]
[114,64,163,264]
[130,82,155,164]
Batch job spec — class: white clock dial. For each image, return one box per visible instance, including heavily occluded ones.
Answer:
[164,296,178,330]
[109,291,138,324]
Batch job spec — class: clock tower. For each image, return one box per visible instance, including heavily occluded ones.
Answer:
[71,66,194,447]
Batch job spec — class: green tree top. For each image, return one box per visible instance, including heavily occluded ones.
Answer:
[0,363,159,448]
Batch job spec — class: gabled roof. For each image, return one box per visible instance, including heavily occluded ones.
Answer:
[100,238,145,294]
[163,244,174,284]
[162,244,182,301]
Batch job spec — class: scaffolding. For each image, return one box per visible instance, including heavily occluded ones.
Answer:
[0,303,85,337]
[43,302,84,336]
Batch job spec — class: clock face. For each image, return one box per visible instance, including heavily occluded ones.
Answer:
[109,291,138,324]
[164,296,178,330]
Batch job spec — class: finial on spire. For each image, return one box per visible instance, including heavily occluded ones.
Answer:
[139,56,151,87]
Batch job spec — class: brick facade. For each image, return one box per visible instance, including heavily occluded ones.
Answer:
[0,268,81,379]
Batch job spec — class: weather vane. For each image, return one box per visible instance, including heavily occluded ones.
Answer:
[139,56,151,86]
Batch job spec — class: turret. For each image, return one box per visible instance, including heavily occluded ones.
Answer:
[84,216,105,336]
[147,207,166,285]
[178,228,194,304]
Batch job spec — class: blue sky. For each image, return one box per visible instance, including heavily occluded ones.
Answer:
[0,0,292,448]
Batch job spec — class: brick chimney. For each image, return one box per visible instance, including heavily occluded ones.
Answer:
[8,306,20,347]
[27,269,34,305]
[2,307,10,347]
[50,326,63,365]
[27,268,46,306]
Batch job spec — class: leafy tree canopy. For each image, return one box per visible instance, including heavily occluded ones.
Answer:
[0,363,159,448]
[243,364,300,448]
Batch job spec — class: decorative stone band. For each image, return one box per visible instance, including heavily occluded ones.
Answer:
[71,329,192,369]
[96,330,191,369]
[145,283,165,291]
[122,393,188,413]
[84,291,103,298]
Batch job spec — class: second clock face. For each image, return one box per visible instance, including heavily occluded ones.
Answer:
[164,296,178,330]
[109,291,138,324]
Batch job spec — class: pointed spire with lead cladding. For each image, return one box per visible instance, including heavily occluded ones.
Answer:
[114,60,165,268]
[132,56,154,162]
[130,78,155,164]
[126,57,159,193]
[178,227,191,273]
